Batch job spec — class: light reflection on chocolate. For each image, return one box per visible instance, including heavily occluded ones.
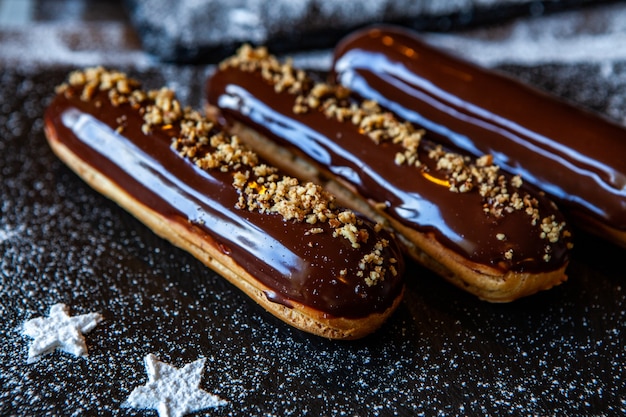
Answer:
[45,86,404,318]
[207,56,571,273]
[331,26,626,231]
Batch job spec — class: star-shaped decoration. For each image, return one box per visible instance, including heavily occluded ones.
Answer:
[21,303,103,363]
[125,354,228,417]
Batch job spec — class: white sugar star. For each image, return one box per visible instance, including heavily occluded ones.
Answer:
[125,354,228,417]
[21,303,103,363]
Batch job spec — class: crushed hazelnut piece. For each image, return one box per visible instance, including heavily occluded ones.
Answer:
[221,47,576,267]
[221,45,425,168]
[61,65,398,288]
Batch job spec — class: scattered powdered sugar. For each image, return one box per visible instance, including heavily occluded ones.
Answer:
[0,22,153,68]
[0,224,26,244]
[2,3,626,415]
[421,2,626,67]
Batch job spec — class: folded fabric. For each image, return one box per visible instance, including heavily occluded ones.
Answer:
[123,0,601,63]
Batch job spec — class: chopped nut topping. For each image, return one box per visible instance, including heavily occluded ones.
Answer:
[220,46,574,266]
[220,45,310,96]
[511,175,523,188]
[361,239,391,287]
[60,66,396,286]
[221,45,425,167]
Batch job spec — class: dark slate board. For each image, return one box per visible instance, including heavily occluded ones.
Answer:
[1,60,625,416]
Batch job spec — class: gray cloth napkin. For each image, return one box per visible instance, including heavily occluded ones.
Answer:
[123,0,603,63]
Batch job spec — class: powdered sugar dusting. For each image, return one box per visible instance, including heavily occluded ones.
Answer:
[0,23,153,68]
[0,224,25,244]
[422,2,626,66]
[2,3,626,415]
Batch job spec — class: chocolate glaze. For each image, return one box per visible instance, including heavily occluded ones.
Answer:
[331,26,626,231]
[44,85,404,318]
[206,64,571,273]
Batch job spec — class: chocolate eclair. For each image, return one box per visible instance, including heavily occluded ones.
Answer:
[332,26,626,248]
[206,46,574,302]
[44,67,405,340]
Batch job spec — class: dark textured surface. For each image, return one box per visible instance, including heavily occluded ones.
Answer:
[2,1,626,415]
[1,61,625,416]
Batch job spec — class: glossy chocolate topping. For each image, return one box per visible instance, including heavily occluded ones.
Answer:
[332,26,626,230]
[206,48,572,273]
[44,69,404,318]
